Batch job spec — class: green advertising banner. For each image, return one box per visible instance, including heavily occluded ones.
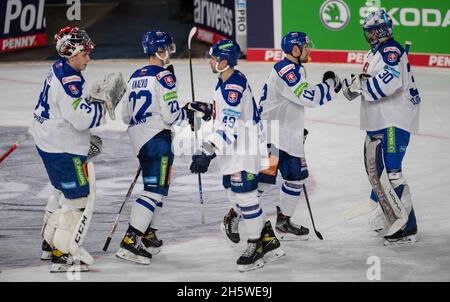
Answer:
[282,0,450,54]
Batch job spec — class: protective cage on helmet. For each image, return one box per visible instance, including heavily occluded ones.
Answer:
[54,27,95,58]
[362,9,393,47]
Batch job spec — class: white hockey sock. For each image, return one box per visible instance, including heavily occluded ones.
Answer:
[226,189,242,216]
[131,191,163,234]
[279,180,304,217]
[236,191,264,240]
[149,197,164,231]
[257,182,272,198]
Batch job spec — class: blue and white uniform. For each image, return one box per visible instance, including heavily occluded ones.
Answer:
[360,39,420,133]
[360,38,420,233]
[207,69,267,176]
[30,59,105,199]
[258,58,336,219]
[259,58,336,158]
[121,64,186,234]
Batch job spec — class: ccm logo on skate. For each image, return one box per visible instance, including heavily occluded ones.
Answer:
[75,215,88,244]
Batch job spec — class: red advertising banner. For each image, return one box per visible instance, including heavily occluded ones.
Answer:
[246,48,450,68]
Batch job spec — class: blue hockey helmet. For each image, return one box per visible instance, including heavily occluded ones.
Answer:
[142,30,175,56]
[209,39,241,68]
[281,32,313,55]
[363,9,393,48]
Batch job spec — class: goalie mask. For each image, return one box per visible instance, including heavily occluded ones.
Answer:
[363,9,393,51]
[55,27,95,58]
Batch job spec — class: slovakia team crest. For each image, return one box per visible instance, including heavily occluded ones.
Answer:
[164,76,175,87]
[388,52,398,63]
[228,91,238,103]
[69,84,79,94]
[286,72,297,83]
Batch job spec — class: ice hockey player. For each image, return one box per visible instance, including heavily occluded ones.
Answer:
[222,32,342,244]
[116,30,211,265]
[190,39,284,272]
[342,9,420,245]
[30,27,110,272]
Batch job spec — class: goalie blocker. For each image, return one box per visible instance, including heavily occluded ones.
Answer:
[90,72,127,120]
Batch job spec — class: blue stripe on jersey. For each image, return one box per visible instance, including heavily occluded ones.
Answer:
[323,81,332,102]
[242,209,263,219]
[318,83,325,105]
[372,78,386,98]
[95,103,103,127]
[239,204,260,212]
[216,129,232,144]
[88,102,98,128]
[366,80,378,100]
[136,198,155,212]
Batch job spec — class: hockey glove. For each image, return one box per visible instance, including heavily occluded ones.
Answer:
[190,144,216,174]
[323,71,342,93]
[342,73,371,101]
[189,101,213,122]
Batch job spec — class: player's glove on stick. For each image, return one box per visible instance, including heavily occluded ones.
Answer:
[323,71,342,93]
[190,146,216,174]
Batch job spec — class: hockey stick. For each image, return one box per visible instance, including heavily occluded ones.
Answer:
[188,26,205,224]
[0,132,30,165]
[405,41,412,55]
[303,184,323,240]
[103,166,141,252]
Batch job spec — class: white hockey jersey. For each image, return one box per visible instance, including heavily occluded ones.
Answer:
[259,58,336,157]
[121,65,186,156]
[360,39,421,133]
[29,59,106,155]
[207,70,268,175]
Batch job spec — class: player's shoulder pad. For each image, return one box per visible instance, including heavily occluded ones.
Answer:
[220,70,247,107]
[53,59,84,98]
[379,39,405,66]
[274,58,301,87]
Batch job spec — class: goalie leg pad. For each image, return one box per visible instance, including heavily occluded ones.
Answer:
[364,136,408,236]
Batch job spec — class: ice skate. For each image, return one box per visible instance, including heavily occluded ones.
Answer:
[383,227,418,246]
[50,249,89,273]
[237,239,264,272]
[261,221,285,263]
[141,228,163,255]
[41,240,53,261]
[221,208,240,247]
[116,229,152,265]
[275,206,309,241]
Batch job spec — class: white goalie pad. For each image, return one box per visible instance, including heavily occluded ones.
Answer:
[364,135,408,236]
[90,72,127,120]
[69,161,96,265]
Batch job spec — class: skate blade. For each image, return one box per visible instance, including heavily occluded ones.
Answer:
[263,247,286,263]
[41,251,52,261]
[220,223,238,248]
[238,259,264,272]
[50,263,89,273]
[276,231,309,241]
[383,234,418,246]
[143,246,161,255]
[116,248,151,265]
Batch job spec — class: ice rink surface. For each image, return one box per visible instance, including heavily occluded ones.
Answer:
[0,59,449,281]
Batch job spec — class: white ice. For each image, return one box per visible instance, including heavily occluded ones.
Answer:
[0,59,449,281]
